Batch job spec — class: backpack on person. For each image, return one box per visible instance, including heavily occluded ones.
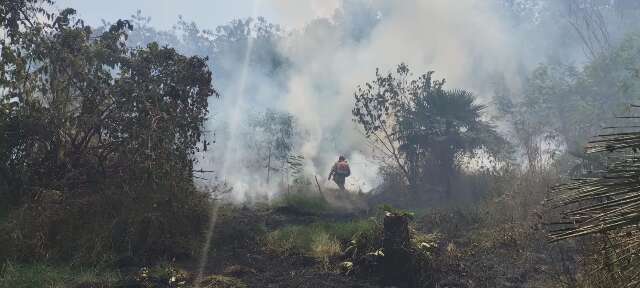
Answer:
[336,161,350,177]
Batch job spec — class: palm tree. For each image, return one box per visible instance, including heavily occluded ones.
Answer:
[399,88,505,194]
[353,64,507,195]
[549,109,640,286]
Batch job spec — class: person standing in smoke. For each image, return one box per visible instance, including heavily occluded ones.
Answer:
[328,155,351,190]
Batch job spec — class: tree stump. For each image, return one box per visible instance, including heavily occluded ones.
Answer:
[382,211,413,287]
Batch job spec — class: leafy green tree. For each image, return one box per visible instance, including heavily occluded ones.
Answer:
[0,2,217,261]
[353,63,505,194]
[0,0,53,42]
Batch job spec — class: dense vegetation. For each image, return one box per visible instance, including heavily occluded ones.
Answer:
[3,0,640,287]
[0,1,216,264]
[353,64,506,195]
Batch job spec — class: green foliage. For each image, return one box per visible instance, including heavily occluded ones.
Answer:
[337,208,440,287]
[343,221,383,263]
[123,14,290,95]
[0,261,121,288]
[353,63,506,193]
[273,192,330,215]
[245,109,301,184]
[249,110,296,159]
[265,219,378,259]
[379,204,415,220]
[497,31,640,172]
[512,32,640,286]
[0,3,216,263]
[0,0,54,43]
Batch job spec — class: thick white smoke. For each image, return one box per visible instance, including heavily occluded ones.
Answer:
[196,0,572,201]
[271,0,524,193]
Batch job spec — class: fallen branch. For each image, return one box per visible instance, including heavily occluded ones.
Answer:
[314,175,325,200]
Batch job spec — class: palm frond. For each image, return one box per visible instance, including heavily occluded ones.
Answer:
[549,112,640,287]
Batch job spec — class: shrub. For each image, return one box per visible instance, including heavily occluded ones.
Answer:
[0,5,216,264]
[3,186,211,264]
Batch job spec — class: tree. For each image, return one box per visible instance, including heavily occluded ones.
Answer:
[352,64,413,188]
[497,32,640,174]
[353,63,505,195]
[247,109,297,184]
[120,14,289,90]
[0,0,54,42]
[0,3,217,261]
[402,87,505,194]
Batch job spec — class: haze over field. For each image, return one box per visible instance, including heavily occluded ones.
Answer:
[8,1,640,287]
[52,0,634,201]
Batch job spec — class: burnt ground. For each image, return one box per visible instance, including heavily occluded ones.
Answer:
[178,190,380,288]
[212,252,378,288]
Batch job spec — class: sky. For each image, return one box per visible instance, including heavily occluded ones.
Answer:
[55,0,269,29]
[54,0,340,30]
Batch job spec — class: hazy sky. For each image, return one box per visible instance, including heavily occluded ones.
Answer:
[54,0,340,30]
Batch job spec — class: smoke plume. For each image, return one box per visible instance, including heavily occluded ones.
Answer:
[186,0,612,201]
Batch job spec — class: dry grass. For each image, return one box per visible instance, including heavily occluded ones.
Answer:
[264,219,377,260]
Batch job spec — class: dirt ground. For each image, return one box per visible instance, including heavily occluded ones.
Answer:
[180,191,379,288]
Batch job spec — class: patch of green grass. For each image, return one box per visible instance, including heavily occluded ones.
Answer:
[273,193,330,215]
[0,262,121,288]
[265,219,378,260]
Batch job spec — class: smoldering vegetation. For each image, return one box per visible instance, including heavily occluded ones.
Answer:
[4,0,640,287]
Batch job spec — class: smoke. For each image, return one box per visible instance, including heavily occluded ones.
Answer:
[72,0,640,201]
[267,0,341,28]
[266,0,527,195]
[192,0,527,201]
[188,0,602,201]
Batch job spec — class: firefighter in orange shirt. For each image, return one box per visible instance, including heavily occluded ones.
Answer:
[328,155,350,190]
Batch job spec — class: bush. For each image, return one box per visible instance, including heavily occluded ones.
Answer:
[0,7,216,265]
[2,186,212,264]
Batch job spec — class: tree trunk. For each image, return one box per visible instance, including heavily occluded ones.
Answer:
[382,211,413,287]
[266,145,271,184]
